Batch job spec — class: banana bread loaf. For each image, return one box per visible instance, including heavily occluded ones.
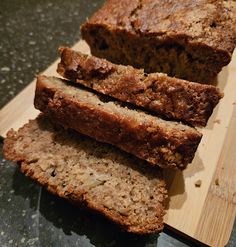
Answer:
[34,75,202,170]
[81,0,236,83]
[3,115,167,234]
[57,47,223,126]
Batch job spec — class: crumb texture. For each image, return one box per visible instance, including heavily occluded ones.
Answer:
[58,48,223,126]
[3,115,167,234]
[34,75,202,170]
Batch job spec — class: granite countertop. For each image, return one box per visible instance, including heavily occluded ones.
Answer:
[0,1,235,246]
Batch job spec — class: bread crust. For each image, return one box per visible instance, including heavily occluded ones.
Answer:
[34,75,202,170]
[81,0,236,82]
[57,47,223,126]
[3,115,167,234]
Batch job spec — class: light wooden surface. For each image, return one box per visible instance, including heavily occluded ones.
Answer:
[0,40,235,247]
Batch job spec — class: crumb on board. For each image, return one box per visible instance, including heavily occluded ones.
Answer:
[215,178,219,186]
[232,102,236,105]
[195,180,202,187]
[213,119,221,124]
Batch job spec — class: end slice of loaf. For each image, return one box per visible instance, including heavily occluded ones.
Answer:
[80,0,236,83]
[57,47,223,127]
[34,75,202,170]
[3,114,167,234]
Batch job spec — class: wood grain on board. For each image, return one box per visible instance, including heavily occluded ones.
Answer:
[0,40,235,247]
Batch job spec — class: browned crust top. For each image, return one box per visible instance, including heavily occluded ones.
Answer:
[58,47,116,79]
[82,0,236,57]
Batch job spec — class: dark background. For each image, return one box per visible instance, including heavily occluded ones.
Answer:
[0,1,235,246]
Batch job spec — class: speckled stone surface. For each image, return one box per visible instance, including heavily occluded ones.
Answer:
[0,1,235,247]
[0,0,104,109]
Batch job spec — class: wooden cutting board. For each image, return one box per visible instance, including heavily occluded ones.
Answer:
[0,40,235,247]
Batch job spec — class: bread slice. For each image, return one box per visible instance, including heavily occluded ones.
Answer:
[3,114,167,234]
[57,47,223,127]
[34,75,202,170]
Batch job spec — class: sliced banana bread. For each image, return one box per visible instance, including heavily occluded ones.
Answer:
[81,0,236,83]
[57,47,223,126]
[3,115,167,234]
[34,75,202,170]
